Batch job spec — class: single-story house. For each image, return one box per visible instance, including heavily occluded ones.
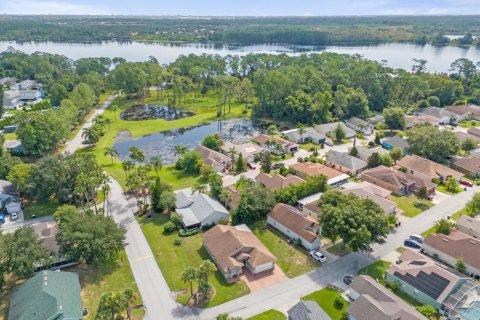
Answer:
[468,127,480,138]
[5,140,24,155]
[404,114,440,129]
[195,145,233,172]
[359,165,436,196]
[253,134,298,155]
[223,185,241,210]
[0,77,17,86]
[3,124,17,133]
[456,215,480,239]
[203,224,276,282]
[447,104,480,121]
[345,117,374,136]
[221,141,266,163]
[289,162,349,187]
[175,191,230,230]
[255,173,305,190]
[454,132,480,146]
[423,230,480,277]
[366,115,385,125]
[0,179,22,215]
[381,136,409,154]
[9,271,83,320]
[314,122,356,139]
[342,181,397,214]
[297,192,324,212]
[415,107,462,124]
[267,203,321,250]
[398,155,464,183]
[348,275,427,320]
[349,146,389,162]
[451,156,480,178]
[386,249,467,310]
[288,300,332,320]
[302,200,322,220]
[325,150,368,176]
[281,127,326,144]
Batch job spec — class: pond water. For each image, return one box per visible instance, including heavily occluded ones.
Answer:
[120,104,194,121]
[113,118,266,165]
[2,41,480,73]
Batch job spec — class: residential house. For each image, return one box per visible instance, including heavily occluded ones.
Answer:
[454,132,480,146]
[381,136,409,154]
[451,156,480,178]
[415,107,462,124]
[3,124,17,134]
[398,155,464,183]
[325,150,368,176]
[314,122,356,139]
[253,134,299,155]
[223,185,241,210]
[203,224,276,282]
[9,271,83,320]
[342,181,397,214]
[288,300,332,320]
[302,200,322,220]
[359,165,436,195]
[440,276,480,320]
[175,191,230,230]
[267,203,321,250]
[282,127,326,144]
[255,173,305,190]
[0,179,22,215]
[195,145,232,172]
[404,114,440,129]
[456,215,480,239]
[0,77,17,86]
[345,117,374,136]
[5,140,24,155]
[468,127,480,138]
[289,162,349,187]
[447,104,480,121]
[221,141,266,163]
[366,115,385,125]
[348,275,427,320]
[386,249,468,310]
[423,230,480,277]
[349,145,389,162]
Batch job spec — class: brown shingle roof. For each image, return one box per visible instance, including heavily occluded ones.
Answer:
[398,155,463,180]
[468,127,480,138]
[289,162,344,179]
[267,203,319,243]
[447,104,480,118]
[255,173,305,190]
[203,225,276,273]
[423,230,480,270]
[453,156,480,174]
[224,185,241,209]
[360,165,435,191]
[195,145,232,169]
[253,134,297,148]
[303,201,322,216]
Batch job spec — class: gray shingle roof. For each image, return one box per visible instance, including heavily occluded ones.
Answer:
[288,300,332,320]
[327,150,368,171]
[175,191,229,227]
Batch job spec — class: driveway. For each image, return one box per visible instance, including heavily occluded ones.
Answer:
[431,190,451,204]
[240,265,288,293]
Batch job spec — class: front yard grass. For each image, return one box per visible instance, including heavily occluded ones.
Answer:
[390,195,433,218]
[436,184,463,195]
[23,199,60,220]
[247,309,286,320]
[327,241,352,257]
[140,214,249,307]
[249,220,317,278]
[422,207,469,237]
[357,260,391,285]
[3,132,16,140]
[459,120,480,128]
[302,288,349,320]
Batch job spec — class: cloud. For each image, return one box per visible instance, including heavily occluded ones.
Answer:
[426,7,449,15]
[0,0,115,15]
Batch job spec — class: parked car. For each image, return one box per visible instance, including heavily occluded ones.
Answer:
[343,275,354,285]
[404,239,422,249]
[10,212,18,221]
[272,162,285,170]
[409,234,424,243]
[325,140,334,146]
[460,180,474,187]
[247,162,256,170]
[0,214,4,224]
[309,250,327,263]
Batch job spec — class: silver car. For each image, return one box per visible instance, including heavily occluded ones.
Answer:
[309,250,327,263]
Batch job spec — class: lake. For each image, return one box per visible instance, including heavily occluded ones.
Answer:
[2,41,480,73]
[113,118,265,165]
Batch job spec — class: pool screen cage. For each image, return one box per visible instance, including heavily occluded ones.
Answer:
[442,280,480,320]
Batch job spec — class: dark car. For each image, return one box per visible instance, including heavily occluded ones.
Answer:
[272,162,285,170]
[343,276,354,285]
[404,239,422,249]
[247,162,257,170]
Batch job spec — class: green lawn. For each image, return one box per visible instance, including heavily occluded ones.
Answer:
[249,220,317,278]
[357,260,391,285]
[422,207,469,237]
[302,288,349,320]
[459,120,480,128]
[67,251,144,319]
[247,309,286,320]
[83,90,250,190]
[436,184,463,195]
[391,195,433,218]
[333,138,352,145]
[140,214,249,307]
[23,199,61,220]
[3,132,16,140]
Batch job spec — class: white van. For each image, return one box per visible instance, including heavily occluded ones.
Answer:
[409,234,424,243]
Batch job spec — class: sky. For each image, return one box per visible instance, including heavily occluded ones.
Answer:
[1,0,480,16]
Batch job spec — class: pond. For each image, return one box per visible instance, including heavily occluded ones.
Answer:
[120,104,194,121]
[113,118,266,165]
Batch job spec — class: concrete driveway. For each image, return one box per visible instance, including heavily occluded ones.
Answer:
[240,265,288,293]
[431,190,451,204]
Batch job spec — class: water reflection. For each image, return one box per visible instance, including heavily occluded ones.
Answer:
[120,104,194,121]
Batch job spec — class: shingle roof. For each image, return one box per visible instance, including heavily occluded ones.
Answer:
[195,145,232,169]
[456,215,480,238]
[382,136,409,149]
[224,185,241,209]
[175,191,229,227]
[326,150,368,171]
[314,122,355,137]
[398,155,463,180]
[468,127,480,138]
[268,203,319,243]
[9,271,83,320]
[424,230,480,270]
[288,300,332,320]
[282,127,326,142]
[352,146,389,162]
[348,275,427,320]
[416,107,458,120]
[255,173,305,190]
[360,165,435,191]
[289,162,344,179]
[346,117,370,127]
[221,141,266,159]
[342,189,397,213]
[253,134,297,149]
[447,104,480,118]
[203,224,276,273]
[452,156,480,174]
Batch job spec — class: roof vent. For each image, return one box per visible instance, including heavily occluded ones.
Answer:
[469,240,476,245]
[443,239,449,242]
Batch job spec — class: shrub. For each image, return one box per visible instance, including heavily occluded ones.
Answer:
[179,228,200,237]
[415,305,437,318]
[435,219,451,235]
[334,294,345,310]
[431,177,441,184]
[163,221,176,233]
[170,212,183,227]
[174,238,182,246]
[389,280,399,292]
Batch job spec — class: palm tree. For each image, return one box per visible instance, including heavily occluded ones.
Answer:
[227,147,238,160]
[297,122,306,144]
[191,183,207,194]
[173,144,188,156]
[104,117,113,131]
[129,146,145,165]
[181,267,199,302]
[104,147,119,164]
[122,161,134,177]
[219,189,232,207]
[82,127,100,145]
[267,124,277,136]
[199,260,217,282]
[149,156,163,177]
[121,288,135,320]
[111,104,118,120]
[101,183,111,215]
